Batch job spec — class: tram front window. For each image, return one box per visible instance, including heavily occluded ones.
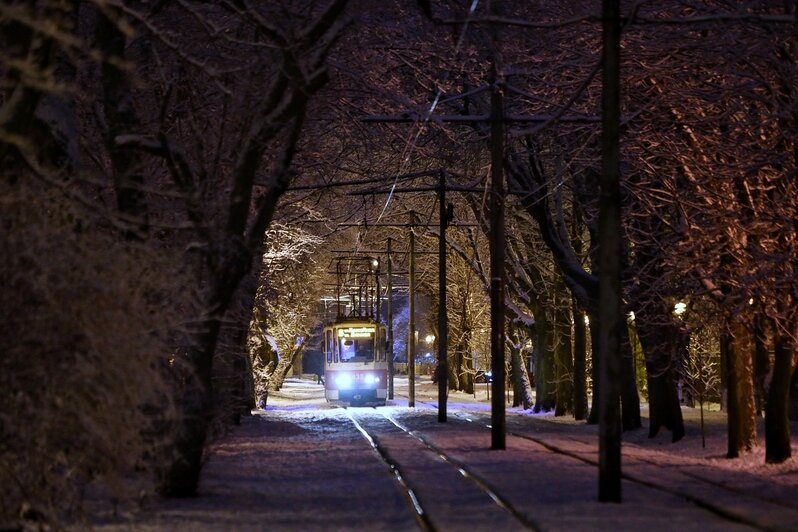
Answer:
[340,338,374,362]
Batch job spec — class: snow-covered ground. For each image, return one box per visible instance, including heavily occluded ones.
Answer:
[96,376,798,531]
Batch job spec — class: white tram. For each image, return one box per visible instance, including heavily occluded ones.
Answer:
[322,318,388,406]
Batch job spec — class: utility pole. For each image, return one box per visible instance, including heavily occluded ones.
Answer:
[375,257,381,323]
[336,262,342,318]
[438,169,449,423]
[489,53,506,450]
[408,211,417,408]
[387,238,395,400]
[598,0,623,503]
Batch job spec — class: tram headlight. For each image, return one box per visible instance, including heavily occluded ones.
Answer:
[335,373,352,388]
[363,374,379,385]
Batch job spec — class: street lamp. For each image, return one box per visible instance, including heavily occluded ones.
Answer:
[425,334,435,345]
[674,301,687,315]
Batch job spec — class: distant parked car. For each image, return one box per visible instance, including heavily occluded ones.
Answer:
[475,370,493,383]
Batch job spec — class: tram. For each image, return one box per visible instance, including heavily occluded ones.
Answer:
[322,318,388,406]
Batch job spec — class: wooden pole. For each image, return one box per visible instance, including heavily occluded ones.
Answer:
[489,56,506,450]
[409,211,416,408]
[388,238,395,400]
[598,0,623,503]
[438,169,448,422]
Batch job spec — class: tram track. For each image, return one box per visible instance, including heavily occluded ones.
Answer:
[377,409,540,530]
[341,407,434,532]
[341,405,537,531]
[398,396,770,531]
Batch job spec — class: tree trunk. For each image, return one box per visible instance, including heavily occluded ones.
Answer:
[293,350,305,377]
[159,240,254,496]
[645,361,684,442]
[765,323,794,463]
[96,9,149,238]
[720,332,729,412]
[510,332,534,409]
[634,302,685,441]
[158,316,222,497]
[554,293,574,417]
[462,347,475,395]
[216,272,260,421]
[573,300,588,420]
[620,325,642,430]
[726,317,757,458]
[791,361,798,422]
[533,312,556,412]
[270,339,308,390]
[455,321,475,394]
[753,314,770,416]
[588,312,600,424]
[510,340,521,407]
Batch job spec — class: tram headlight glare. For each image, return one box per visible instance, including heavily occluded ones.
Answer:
[335,373,352,388]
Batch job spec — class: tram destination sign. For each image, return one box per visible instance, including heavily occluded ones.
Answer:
[338,327,375,338]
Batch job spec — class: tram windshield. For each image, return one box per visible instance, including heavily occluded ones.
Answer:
[339,338,374,362]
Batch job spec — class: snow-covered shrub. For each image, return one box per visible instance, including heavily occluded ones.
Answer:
[0,182,190,528]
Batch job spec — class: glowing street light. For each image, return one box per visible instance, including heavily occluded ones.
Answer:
[674,302,687,315]
[425,334,435,345]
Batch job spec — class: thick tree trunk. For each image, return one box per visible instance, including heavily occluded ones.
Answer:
[554,295,574,416]
[270,339,308,390]
[533,312,556,412]
[766,324,794,463]
[158,316,223,497]
[753,315,770,417]
[573,300,588,420]
[510,342,521,407]
[510,333,534,409]
[216,273,260,421]
[462,348,475,395]
[620,325,642,430]
[293,350,305,377]
[454,321,475,394]
[634,303,685,441]
[726,318,757,458]
[160,241,254,496]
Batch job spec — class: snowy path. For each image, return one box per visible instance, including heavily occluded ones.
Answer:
[98,377,798,531]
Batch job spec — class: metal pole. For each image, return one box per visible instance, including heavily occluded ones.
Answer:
[409,210,416,408]
[489,53,506,450]
[388,238,395,400]
[438,169,448,423]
